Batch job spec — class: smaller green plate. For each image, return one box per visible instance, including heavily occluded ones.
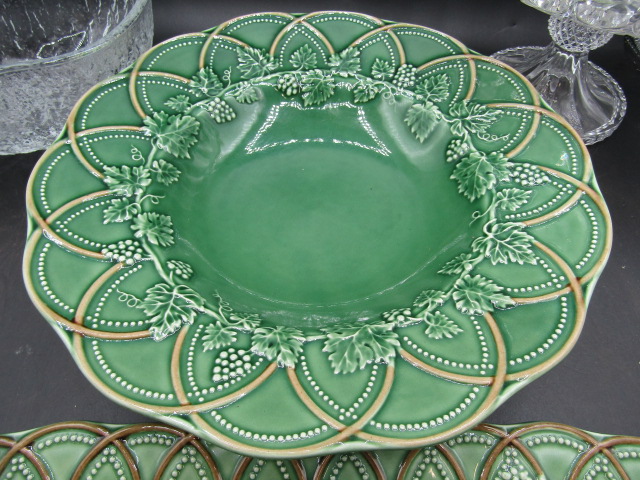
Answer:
[24,11,611,457]
[2,421,640,479]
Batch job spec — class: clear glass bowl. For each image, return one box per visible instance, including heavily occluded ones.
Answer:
[0,0,153,155]
[493,0,640,144]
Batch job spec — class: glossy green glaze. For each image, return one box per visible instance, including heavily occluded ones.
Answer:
[23,12,611,457]
[2,421,639,479]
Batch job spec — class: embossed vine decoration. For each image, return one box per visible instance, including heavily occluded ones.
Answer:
[101,43,550,376]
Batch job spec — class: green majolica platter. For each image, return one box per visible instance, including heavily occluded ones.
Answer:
[23,12,611,457]
[2,421,640,479]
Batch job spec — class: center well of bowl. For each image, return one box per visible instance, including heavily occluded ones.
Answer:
[159,93,480,327]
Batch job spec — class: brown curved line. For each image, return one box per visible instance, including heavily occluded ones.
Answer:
[395,449,420,480]
[417,55,539,107]
[350,22,469,56]
[354,312,507,447]
[506,112,540,157]
[137,71,191,83]
[567,437,640,480]
[504,422,638,478]
[232,457,254,480]
[511,286,573,304]
[24,140,108,259]
[72,323,278,412]
[312,455,333,480]
[189,365,394,458]
[287,367,345,429]
[436,444,467,479]
[151,434,195,480]
[538,166,612,285]
[387,30,407,65]
[188,438,224,480]
[0,439,50,479]
[399,348,493,386]
[479,434,545,479]
[129,52,151,118]
[198,33,249,69]
[26,186,106,259]
[522,190,584,227]
[75,125,144,137]
[23,232,149,340]
[74,263,125,324]
[0,422,109,473]
[362,451,386,480]
[487,103,591,178]
[26,140,69,215]
[65,75,136,178]
[464,58,476,100]
[268,15,336,56]
[35,219,105,259]
[171,327,191,405]
[126,33,207,118]
[46,190,113,223]
[475,423,594,478]
[502,240,585,382]
[67,423,194,480]
[0,422,114,477]
[69,431,145,480]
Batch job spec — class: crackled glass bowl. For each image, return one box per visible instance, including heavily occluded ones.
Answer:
[0,0,153,155]
[24,12,611,457]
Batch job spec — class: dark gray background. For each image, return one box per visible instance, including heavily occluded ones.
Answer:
[1,0,639,437]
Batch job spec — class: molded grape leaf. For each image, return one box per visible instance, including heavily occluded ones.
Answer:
[438,252,478,275]
[452,274,514,315]
[232,82,259,104]
[450,151,512,202]
[103,198,140,223]
[131,212,174,247]
[203,321,237,350]
[250,326,304,367]
[472,221,537,265]
[322,321,400,374]
[424,312,463,339]
[371,58,394,80]
[328,47,360,77]
[103,165,151,197]
[189,67,223,97]
[405,101,442,143]
[300,70,335,106]
[416,74,450,102]
[164,95,192,113]
[142,112,200,159]
[413,289,447,310]
[236,47,277,79]
[151,159,180,185]
[449,100,501,136]
[140,283,204,340]
[353,81,378,103]
[227,312,261,330]
[495,187,532,211]
[290,44,317,70]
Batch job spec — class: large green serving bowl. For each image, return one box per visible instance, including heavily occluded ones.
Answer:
[23,11,611,457]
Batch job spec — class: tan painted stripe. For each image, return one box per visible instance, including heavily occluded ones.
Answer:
[399,348,493,386]
[354,312,507,447]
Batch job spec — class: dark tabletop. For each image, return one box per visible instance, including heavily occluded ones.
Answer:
[1,0,639,438]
